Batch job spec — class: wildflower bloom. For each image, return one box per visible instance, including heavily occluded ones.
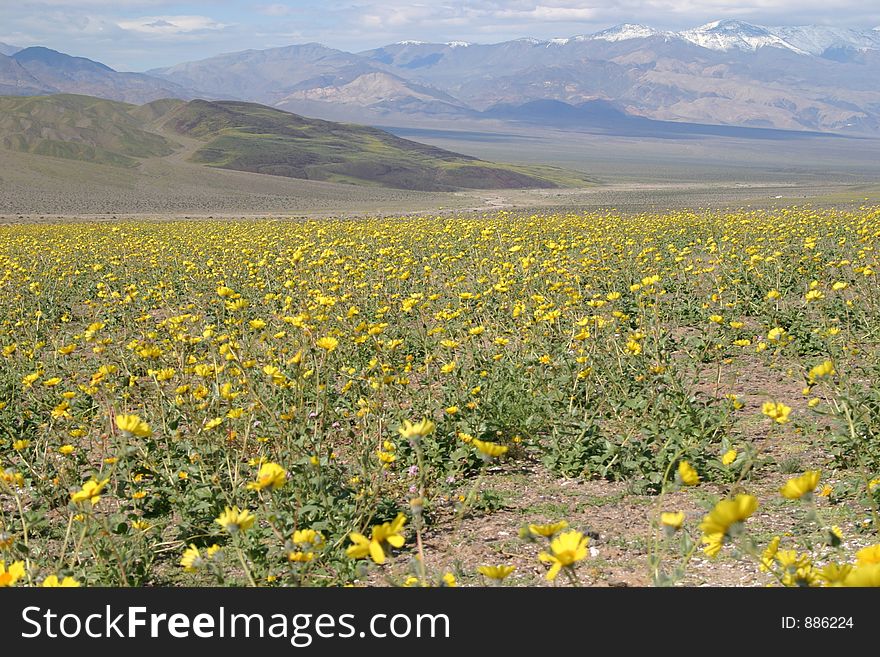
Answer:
[856,544,880,565]
[828,526,843,547]
[538,530,589,581]
[660,512,685,530]
[471,438,508,459]
[292,528,325,548]
[677,460,700,486]
[180,544,221,572]
[807,360,835,384]
[776,550,820,587]
[0,469,24,488]
[70,478,110,505]
[767,327,787,342]
[721,449,737,466]
[398,418,435,440]
[843,564,880,587]
[477,565,515,581]
[762,401,792,424]
[286,526,322,562]
[529,520,569,538]
[42,575,80,587]
[377,440,396,466]
[699,494,758,539]
[262,365,287,385]
[819,563,852,586]
[701,533,724,558]
[0,560,26,587]
[760,536,781,572]
[316,336,339,352]
[780,471,821,500]
[346,513,406,564]
[115,414,151,437]
[215,506,255,535]
[247,462,287,491]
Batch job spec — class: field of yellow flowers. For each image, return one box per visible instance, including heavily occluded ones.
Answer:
[2,207,880,587]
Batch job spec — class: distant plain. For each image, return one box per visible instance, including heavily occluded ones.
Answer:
[3,118,880,220]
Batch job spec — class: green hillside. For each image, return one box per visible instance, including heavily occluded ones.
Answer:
[0,94,592,190]
[163,99,585,190]
[0,94,175,167]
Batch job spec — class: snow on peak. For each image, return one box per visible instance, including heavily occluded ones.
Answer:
[772,25,880,55]
[675,20,880,55]
[679,19,808,54]
[591,23,662,42]
[389,22,880,56]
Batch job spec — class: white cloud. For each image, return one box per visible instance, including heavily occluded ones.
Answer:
[492,6,600,21]
[17,0,175,6]
[3,1,880,70]
[257,4,300,17]
[117,15,229,35]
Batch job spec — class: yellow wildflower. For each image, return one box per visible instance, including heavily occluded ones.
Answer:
[346,513,406,564]
[538,530,589,581]
[678,460,700,486]
[762,401,792,424]
[215,506,255,534]
[247,462,287,491]
[780,471,821,499]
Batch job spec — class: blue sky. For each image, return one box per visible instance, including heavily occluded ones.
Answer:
[2,1,879,71]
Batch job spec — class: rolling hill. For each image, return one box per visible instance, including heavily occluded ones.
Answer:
[0,94,176,166]
[0,94,588,191]
[161,98,580,189]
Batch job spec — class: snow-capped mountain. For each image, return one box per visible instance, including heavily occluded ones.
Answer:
[769,25,880,55]
[590,24,668,42]
[677,20,809,54]
[587,20,880,55]
[380,21,880,56]
[10,19,880,134]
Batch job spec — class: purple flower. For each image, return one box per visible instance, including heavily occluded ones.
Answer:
[408,465,419,477]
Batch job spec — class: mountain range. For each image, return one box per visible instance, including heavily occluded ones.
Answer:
[2,20,880,134]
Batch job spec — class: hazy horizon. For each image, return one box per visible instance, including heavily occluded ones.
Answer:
[2,1,880,71]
